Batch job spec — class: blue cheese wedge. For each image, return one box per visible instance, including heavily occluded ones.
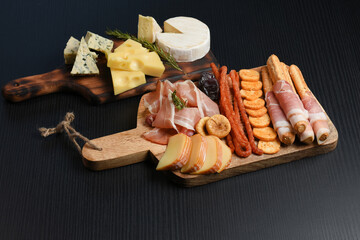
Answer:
[70,37,99,75]
[85,31,114,55]
[64,36,98,64]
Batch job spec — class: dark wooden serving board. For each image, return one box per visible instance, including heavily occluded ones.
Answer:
[2,39,218,104]
[82,66,338,187]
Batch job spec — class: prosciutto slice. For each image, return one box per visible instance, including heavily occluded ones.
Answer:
[301,91,330,144]
[143,80,220,145]
[273,80,310,133]
[265,91,294,143]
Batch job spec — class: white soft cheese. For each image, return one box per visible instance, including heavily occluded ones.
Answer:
[156,16,210,62]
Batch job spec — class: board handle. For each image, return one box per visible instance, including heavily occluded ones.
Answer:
[81,127,166,171]
[2,67,69,102]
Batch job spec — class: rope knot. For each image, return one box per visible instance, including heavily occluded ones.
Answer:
[39,112,102,155]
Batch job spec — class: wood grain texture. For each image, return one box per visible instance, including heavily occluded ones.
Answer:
[1,39,218,104]
[82,66,338,186]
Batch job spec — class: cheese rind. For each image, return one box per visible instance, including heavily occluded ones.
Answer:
[156,133,191,171]
[70,37,99,75]
[110,68,146,95]
[85,31,114,55]
[192,136,220,174]
[181,134,207,173]
[156,16,210,62]
[138,14,162,43]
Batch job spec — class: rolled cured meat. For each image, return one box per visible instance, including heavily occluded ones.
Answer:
[265,91,295,145]
[273,80,310,134]
[290,65,330,144]
[261,67,295,145]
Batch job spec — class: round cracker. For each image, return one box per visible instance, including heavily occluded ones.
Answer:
[245,107,267,118]
[253,127,277,141]
[240,89,263,100]
[241,81,263,91]
[243,98,265,110]
[239,69,260,82]
[249,113,271,128]
[258,138,281,154]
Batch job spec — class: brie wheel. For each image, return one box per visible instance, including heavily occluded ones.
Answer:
[156,16,210,62]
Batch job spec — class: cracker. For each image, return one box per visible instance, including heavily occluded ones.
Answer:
[258,138,281,154]
[241,81,263,91]
[239,69,260,82]
[253,127,277,141]
[240,89,263,100]
[249,113,271,128]
[243,98,265,110]
[245,106,267,118]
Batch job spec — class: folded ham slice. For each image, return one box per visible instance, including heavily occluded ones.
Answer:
[143,80,220,145]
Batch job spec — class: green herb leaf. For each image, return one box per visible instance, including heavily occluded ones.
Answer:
[171,90,187,110]
[105,29,183,72]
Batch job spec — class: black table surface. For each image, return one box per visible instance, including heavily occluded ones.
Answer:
[1,0,359,239]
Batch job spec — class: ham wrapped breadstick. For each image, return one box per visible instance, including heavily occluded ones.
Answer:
[262,67,295,145]
[289,65,330,144]
[267,54,310,134]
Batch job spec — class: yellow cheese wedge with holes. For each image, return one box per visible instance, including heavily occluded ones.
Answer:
[110,69,146,95]
[107,51,165,77]
[156,133,192,171]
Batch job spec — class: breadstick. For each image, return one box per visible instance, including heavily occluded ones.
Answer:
[281,62,296,92]
[266,54,286,84]
[289,65,330,144]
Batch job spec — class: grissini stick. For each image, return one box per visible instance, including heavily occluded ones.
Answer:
[261,67,295,145]
[289,64,330,144]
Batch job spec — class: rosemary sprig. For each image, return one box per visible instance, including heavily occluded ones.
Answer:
[171,90,187,110]
[105,29,183,72]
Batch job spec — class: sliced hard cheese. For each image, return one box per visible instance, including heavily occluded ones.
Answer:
[108,51,165,77]
[110,68,146,95]
[217,139,232,173]
[181,134,207,173]
[192,136,221,174]
[85,31,114,55]
[156,16,210,62]
[156,133,192,171]
[70,37,99,75]
[138,14,162,43]
[64,36,98,64]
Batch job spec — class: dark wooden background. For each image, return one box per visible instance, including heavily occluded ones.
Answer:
[0,0,359,239]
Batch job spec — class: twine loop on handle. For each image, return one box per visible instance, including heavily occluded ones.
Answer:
[39,112,102,155]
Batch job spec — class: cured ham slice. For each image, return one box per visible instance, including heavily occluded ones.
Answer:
[261,67,295,145]
[298,122,315,144]
[273,80,310,134]
[265,91,295,145]
[290,64,330,145]
[143,80,220,145]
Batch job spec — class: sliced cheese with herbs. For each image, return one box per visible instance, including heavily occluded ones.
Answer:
[85,31,114,55]
[156,16,210,62]
[137,14,162,43]
[110,68,146,95]
[70,37,99,75]
[64,36,98,64]
[107,51,164,77]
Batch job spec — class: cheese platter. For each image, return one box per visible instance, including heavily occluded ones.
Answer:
[1,14,338,187]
